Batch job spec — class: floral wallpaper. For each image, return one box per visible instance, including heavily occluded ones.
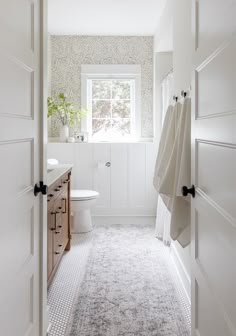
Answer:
[49,36,154,138]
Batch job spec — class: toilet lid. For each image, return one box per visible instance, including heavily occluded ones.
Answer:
[71,189,99,201]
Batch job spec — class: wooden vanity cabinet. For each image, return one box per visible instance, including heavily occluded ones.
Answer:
[61,190,70,250]
[47,169,71,285]
[47,202,54,280]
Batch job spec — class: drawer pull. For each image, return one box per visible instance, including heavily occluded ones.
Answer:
[58,207,62,210]
[51,228,56,231]
[58,244,62,247]
[58,225,62,228]
[55,252,60,255]
[63,179,70,184]
[48,194,54,197]
[62,198,67,214]
[55,231,60,234]
[58,185,62,188]
[54,188,60,192]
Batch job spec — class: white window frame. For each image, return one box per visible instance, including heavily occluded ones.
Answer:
[81,64,141,141]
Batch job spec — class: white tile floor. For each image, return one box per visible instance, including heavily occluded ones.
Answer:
[168,254,191,328]
[47,233,93,336]
[47,231,191,336]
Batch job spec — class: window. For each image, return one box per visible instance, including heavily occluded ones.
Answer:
[89,79,134,140]
[81,65,141,141]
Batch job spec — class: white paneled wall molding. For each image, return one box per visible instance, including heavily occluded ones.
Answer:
[48,143,157,224]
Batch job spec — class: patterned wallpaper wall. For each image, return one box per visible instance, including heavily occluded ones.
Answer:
[49,36,154,138]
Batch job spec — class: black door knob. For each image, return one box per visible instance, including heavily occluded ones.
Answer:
[182,185,195,198]
[34,181,48,196]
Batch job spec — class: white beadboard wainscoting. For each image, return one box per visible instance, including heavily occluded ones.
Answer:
[47,143,158,224]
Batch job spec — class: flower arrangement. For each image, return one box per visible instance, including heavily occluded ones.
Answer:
[47,92,88,127]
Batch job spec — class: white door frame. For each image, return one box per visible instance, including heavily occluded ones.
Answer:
[39,0,48,335]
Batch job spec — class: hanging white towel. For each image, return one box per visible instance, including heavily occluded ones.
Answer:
[155,195,171,245]
[153,103,182,191]
[153,102,182,210]
[175,223,191,247]
[159,98,191,247]
[153,104,173,191]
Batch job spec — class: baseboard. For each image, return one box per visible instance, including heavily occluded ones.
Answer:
[92,208,157,216]
[46,324,52,336]
[170,244,191,304]
[92,215,156,226]
[46,306,51,335]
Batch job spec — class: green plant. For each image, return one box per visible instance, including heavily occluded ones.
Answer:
[47,92,88,127]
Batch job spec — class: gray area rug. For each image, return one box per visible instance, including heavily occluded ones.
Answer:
[66,225,190,336]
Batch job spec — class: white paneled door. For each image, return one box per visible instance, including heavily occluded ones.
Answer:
[0,1,43,336]
[192,1,236,335]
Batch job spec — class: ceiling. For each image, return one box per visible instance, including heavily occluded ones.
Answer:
[48,0,166,36]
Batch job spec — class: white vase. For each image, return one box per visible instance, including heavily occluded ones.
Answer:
[60,125,69,142]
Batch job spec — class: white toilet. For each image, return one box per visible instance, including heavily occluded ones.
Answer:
[71,190,99,233]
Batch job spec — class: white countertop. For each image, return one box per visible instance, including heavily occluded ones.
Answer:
[47,164,73,186]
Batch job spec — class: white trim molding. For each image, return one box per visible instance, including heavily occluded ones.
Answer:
[170,243,191,304]
[81,64,141,75]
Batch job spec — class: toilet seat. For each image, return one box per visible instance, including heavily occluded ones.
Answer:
[71,189,99,201]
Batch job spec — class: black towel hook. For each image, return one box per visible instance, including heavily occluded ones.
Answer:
[181,90,187,98]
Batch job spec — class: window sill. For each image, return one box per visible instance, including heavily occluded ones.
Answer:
[48,137,154,144]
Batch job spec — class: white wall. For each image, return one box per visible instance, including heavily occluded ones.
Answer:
[173,0,192,95]
[154,0,192,296]
[154,0,173,53]
[154,52,173,145]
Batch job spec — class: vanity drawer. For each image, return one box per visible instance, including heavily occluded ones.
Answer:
[53,198,64,267]
[47,179,63,204]
[53,232,63,267]
[61,173,70,192]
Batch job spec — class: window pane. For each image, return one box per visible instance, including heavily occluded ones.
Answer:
[89,77,134,140]
[112,80,131,99]
[92,80,111,99]
[92,100,111,118]
[112,119,131,136]
[92,119,111,136]
[112,100,131,118]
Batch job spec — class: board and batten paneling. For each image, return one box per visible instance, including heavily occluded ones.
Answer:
[47,143,157,216]
[74,143,93,190]
[128,144,146,208]
[110,144,128,209]
[47,143,75,164]
[93,143,111,209]
[146,143,158,209]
